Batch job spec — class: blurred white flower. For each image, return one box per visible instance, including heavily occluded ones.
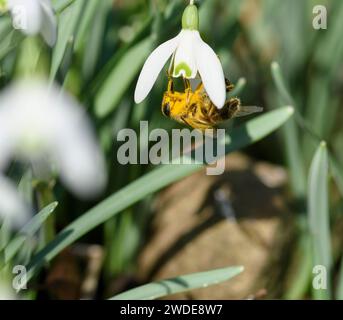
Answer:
[0,80,107,199]
[0,174,30,228]
[6,0,57,46]
[134,2,226,108]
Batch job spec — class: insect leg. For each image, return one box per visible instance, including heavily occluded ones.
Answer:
[183,78,191,91]
[206,103,219,119]
[225,78,235,93]
[195,81,204,92]
[180,115,193,128]
[182,117,213,131]
[222,97,241,119]
[167,77,174,92]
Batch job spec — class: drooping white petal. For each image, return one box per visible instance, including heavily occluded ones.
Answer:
[0,82,60,163]
[38,0,57,46]
[134,34,180,104]
[51,91,107,198]
[194,35,226,109]
[54,139,107,199]
[8,0,43,35]
[0,175,30,228]
[173,30,198,79]
[0,80,107,199]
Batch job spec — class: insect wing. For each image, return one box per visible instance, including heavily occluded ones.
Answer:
[234,106,263,117]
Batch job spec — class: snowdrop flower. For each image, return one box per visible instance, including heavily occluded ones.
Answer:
[0,174,30,228]
[134,0,226,108]
[0,80,107,199]
[1,0,57,46]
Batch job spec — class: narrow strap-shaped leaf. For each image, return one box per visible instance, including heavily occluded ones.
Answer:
[0,30,23,62]
[95,37,153,118]
[4,202,58,264]
[227,77,246,99]
[50,0,86,80]
[111,266,244,300]
[330,156,343,199]
[0,218,11,253]
[271,61,306,197]
[308,142,332,300]
[52,0,77,13]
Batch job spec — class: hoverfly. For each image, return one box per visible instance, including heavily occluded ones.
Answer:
[161,77,262,131]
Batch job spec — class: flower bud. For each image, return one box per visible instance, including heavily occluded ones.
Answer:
[182,4,199,30]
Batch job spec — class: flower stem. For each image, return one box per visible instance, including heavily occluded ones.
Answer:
[35,180,56,246]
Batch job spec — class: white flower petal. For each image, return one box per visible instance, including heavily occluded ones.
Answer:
[0,82,60,160]
[54,138,107,199]
[0,80,107,199]
[51,92,107,198]
[134,34,180,104]
[0,175,30,228]
[38,0,57,46]
[8,0,43,35]
[194,36,226,109]
[173,30,198,79]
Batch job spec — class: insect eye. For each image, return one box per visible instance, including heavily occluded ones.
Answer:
[163,102,171,117]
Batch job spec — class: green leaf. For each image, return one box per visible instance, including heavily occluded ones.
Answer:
[227,77,246,99]
[4,202,58,264]
[0,29,23,62]
[50,0,86,80]
[337,256,343,300]
[271,62,294,106]
[24,106,293,285]
[74,0,112,50]
[271,61,306,197]
[308,142,332,300]
[18,169,33,206]
[94,37,153,118]
[0,218,11,253]
[53,0,77,13]
[110,266,244,300]
[313,0,343,77]
[284,229,312,300]
[77,0,112,80]
[330,156,343,198]
[15,37,49,77]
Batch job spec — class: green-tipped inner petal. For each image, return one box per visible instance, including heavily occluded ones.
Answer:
[174,62,192,78]
[182,4,199,30]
